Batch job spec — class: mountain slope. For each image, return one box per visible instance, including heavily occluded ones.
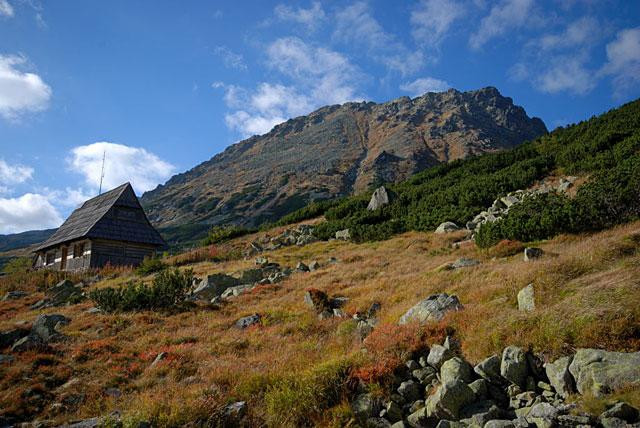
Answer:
[0,229,55,253]
[141,87,547,228]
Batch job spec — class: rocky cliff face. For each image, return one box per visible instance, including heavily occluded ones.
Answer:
[141,87,547,228]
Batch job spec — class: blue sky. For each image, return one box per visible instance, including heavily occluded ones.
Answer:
[0,0,639,233]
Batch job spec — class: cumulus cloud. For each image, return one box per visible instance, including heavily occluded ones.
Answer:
[537,56,595,94]
[0,193,63,234]
[400,77,450,97]
[411,0,465,47]
[274,2,325,31]
[213,46,247,71]
[470,0,535,49]
[601,27,640,97]
[0,54,52,120]
[0,0,13,17]
[0,158,33,186]
[536,17,600,51]
[215,37,364,137]
[68,142,175,194]
[333,2,423,75]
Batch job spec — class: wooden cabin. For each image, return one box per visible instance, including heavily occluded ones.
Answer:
[34,183,166,271]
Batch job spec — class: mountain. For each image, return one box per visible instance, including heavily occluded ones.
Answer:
[0,229,55,253]
[140,87,547,228]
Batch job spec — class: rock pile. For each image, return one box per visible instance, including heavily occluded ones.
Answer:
[247,224,317,254]
[351,338,640,428]
[0,314,70,354]
[304,288,349,319]
[30,280,85,310]
[399,293,463,325]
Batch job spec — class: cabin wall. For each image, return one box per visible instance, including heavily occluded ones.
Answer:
[90,239,158,268]
[35,239,92,271]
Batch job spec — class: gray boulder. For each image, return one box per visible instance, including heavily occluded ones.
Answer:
[600,402,640,423]
[474,355,503,384]
[223,401,247,422]
[0,328,29,349]
[440,357,474,384]
[427,344,455,370]
[468,379,488,398]
[406,407,433,428]
[235,314,261,329]
[545,355,575,398]
[367,417,392,428]
[435,222,460,234]
[484,420,516,428]
[569,348,640,396]
[352,393,381,421]
[517,284,536,312]
[367,186,390,211]
[192,273,240,300]
[500,195,520,208]
[11,334,45,352]
[32,314,70,342]
[397,380,422,402]
[309,260,320,271]
[398,293,463,325]
[426,379,475,420]
[501,346,528,389]
[449,258,480,269]
[523,247,544,261]
[600,417,629,428]
[335,229,351,240]
[296,262,309,272]
[2,290,28,300]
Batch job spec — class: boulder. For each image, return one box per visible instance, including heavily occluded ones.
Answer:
[32,314,70,342]
[500,195,520,208]
[0,328,29,349]
[367,186,390,211]
[398,293,463,325]
[435,222,460,234]
[47,279,85,306]
[335,229,351,240]
[385,401,404,422]
[569,349,640,396]
[406,407,434,428]
[304,289,330,313]
[426,379,475,420]
[484,420,516,428]
[600,402,640,423]
[449,258,480,269]
[308,260,320,271]
[545,355,575,398]
[2,290,28,300]
[523,247,544,261]
[468,379,488,398]
[600,417,628,428]
[427,345,455,371]
[440,357,474,384]
[474,355,503,384]
[235,314,261,329]
[238,268,264,284]
[192,274,240,300]
[296,262,309,272]
[412,367,437,385]
[150,352,167,368]
[517,284,535,312]
[397,380,422,402]
[352,393,381,421]
[223,401,247,422]
[367,417,392,428]
[501,346,528,389]
[11,334,46,352]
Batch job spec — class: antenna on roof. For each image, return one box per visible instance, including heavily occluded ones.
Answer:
[98,150,106,195]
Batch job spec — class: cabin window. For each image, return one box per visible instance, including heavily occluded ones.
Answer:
[45,252,55,265]
[73,243,85,258]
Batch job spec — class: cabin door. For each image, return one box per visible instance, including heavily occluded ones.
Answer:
[60,247,67,270]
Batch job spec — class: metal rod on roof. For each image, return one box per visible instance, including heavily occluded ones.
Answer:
[98,150,106,195]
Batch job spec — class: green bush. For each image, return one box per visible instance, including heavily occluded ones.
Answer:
[136,256,167,276]
[90,268,193,312]
[202,225,253,245]
[2,257,33,274]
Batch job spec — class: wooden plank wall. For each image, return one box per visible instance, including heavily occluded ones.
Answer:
[90,239,157,268]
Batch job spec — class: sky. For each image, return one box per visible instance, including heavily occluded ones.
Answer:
[0,0,639,234]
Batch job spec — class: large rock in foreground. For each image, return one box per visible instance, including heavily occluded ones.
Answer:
[569,349,640,396]
[367,186,390,211]
[398,293,463,325]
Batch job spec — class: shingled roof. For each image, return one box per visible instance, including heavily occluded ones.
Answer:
[35,183,166,251]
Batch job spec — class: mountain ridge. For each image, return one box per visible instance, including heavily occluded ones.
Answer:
[143,87,547,228]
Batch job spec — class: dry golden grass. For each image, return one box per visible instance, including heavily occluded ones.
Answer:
[1,221,639,426]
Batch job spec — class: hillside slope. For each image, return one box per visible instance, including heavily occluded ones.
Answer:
[141,87,546,228]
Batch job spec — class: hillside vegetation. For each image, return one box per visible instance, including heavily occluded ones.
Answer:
[285,99,640,245]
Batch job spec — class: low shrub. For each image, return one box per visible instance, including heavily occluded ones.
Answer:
[202,225,253,246]
[90,268,193,312]
[2,257,33,274]
[136,256,167,276]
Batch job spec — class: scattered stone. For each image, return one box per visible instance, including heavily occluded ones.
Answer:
[150,352,167,368]
[2,290,28,300]
[398,380,421,402]
[474,355,504,384]
[367,417,392,427]
[398,293,463,325]
[448,258,480,269]
[296,262,309,272]
[255,256,269,267]
[600,417,628,428]
[406,360,420,371]
[435,222,460,234]
[223,401,247,422]
[235,314,261,329]
[308,260,320,271]
[500,195,520,208]
[426,379,475,420]
[412,367,437,384]
[367,186,391,211]
[545,355,575,398]
[427,345,455,371]
[600,402,640,423]
[440,357,473,384]
[32,314,70,342]
[85,307,102,314]
[0,328,29,349]
[523,247,544,261]
[468,379,488,398]
[11,334,45,352]
[501,346,528,389]
[353,393,381,421]
[386,401,404,422]
[484,420,516,428]
[517,284,536,312]
[191,274,240,300]
[335,229,351,240]
[442,335,460,353]
[569,348,640,396]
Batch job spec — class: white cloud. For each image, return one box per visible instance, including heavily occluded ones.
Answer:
[0,158,33,186]
[411,0,465,46]
[601,27,640,97]
[213,46,247,71]
[0,54,52,120]
[470,0,535,49]
[274,2,325,31]
[0,193,63,234]
[216,37,364,137]
[68,142,175,194]
[536,17,600,51]
[400,77,451,97]
[536,56,595,94]
[0,0,13,17]
[333,2,423,75]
